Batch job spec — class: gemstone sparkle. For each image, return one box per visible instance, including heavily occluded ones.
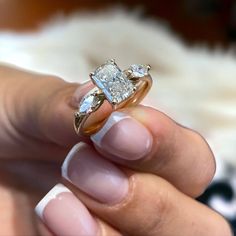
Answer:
[79,88,102,114]
[128,64,149,78]
[91,61,135,104]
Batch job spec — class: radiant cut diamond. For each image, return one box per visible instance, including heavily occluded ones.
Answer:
[128,64,150,78]
[79,88,102,114]
[91,61,135,104]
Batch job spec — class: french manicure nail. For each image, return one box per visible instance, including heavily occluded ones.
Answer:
[91,111,153,160]
[62,143,129,204]
[35,184,98,236]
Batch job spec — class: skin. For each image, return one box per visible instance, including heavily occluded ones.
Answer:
[0,65,232,235]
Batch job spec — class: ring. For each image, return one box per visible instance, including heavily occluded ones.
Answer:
[74,59,152,136]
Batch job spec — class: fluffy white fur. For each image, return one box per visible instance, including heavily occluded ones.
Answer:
[0,9,235,174]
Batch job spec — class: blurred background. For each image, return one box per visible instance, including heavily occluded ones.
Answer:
[0,0,236,235]
[1,0,236,45]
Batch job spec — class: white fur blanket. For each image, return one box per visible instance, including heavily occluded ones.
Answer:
[0,9,235,178]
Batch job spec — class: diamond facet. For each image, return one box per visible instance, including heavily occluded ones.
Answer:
[79,88,103,114]
[128,64,149,78]
[91,61,135,104]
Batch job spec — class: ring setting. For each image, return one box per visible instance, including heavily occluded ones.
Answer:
[74,59,152,136]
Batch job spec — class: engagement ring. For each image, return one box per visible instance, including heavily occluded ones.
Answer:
[74,59,152,136]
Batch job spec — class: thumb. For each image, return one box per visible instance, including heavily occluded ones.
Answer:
[1,65,92,159]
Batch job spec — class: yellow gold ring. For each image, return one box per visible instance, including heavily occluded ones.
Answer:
[74,59,152,136]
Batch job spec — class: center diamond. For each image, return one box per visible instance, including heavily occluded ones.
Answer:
[90,60,135,104]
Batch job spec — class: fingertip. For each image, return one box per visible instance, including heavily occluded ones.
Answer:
[35,183,99,236]
[35,184,71,222]
[91,111,153,161]
[69,80,95,109]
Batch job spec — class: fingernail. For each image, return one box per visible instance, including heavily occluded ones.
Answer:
[62,143,129,204]
[91,111,153,160]
[70,80,94,109]
[35,184,98,236]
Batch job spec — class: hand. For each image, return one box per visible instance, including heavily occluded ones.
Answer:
[30,70,231,234]
[0,65,231,235]
[0,65,84,235]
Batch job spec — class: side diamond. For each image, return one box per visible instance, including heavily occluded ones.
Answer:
[126,64,150,78]
[79,88,104,114]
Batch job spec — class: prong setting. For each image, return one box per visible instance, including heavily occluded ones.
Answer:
[124,69,133,77]
[74,111,80,118]
[107,59,116,64]
[89,72,94,77]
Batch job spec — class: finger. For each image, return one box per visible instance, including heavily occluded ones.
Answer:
[91,106,215,197]
[35,184,121,236]
[0,66,93,160]
[62,143,232,236]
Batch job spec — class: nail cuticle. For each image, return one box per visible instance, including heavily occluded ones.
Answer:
[104,172,135,210]
[35,184,99,236]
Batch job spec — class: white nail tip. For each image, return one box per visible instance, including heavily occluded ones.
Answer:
[61,142,84,181]
[35,184,70,221]
[91,111,130,147]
